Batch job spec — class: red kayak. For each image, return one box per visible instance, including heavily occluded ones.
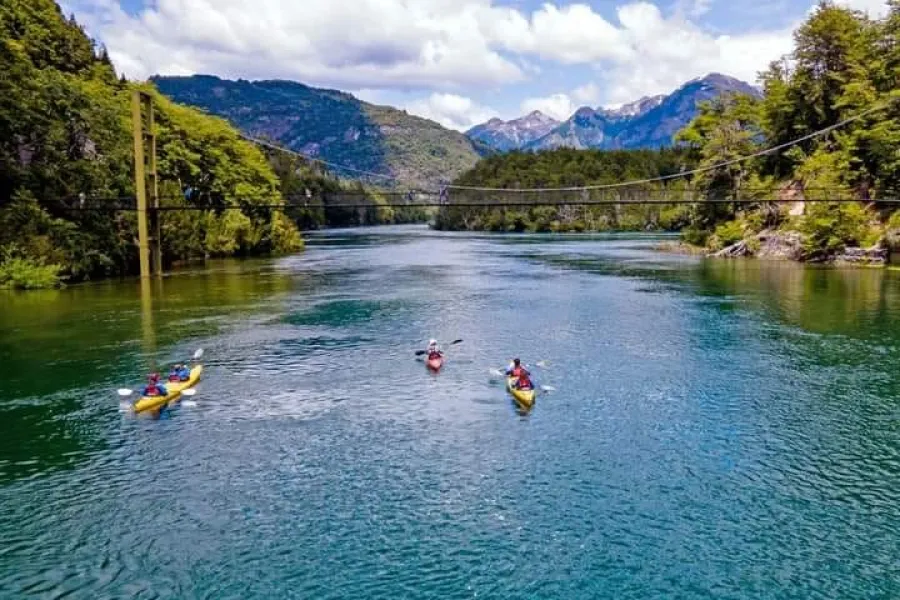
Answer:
[426,354,444,371]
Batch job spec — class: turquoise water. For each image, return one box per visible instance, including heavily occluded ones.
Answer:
[1,225,899,598]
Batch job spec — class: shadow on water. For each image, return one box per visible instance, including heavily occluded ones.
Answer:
[522,238,900,340]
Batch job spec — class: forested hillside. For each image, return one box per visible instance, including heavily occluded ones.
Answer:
[674,0,900,261]
[434,148,695,232]
[153,75,483,189]
[0,0,304,288]
[440,1,900,264]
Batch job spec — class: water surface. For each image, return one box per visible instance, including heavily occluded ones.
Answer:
[1,226,899,598]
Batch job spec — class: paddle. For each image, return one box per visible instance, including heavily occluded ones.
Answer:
[116,347,204,397]
[489,360,554,393]
[414,339,463,356]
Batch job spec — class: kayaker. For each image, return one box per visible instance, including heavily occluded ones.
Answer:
[167,364,190,382]
[505,358,527,377]
[426,339,442,360]
[141,373,168,397]
[514,369,534,391]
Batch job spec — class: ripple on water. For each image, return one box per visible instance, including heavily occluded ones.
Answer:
[3,228,900,598]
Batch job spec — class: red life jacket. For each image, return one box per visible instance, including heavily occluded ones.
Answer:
[428,351,441,360]
[511,366,523,377]
[168,373,180,382]
[517,372,532,389]
[145,384,161,396]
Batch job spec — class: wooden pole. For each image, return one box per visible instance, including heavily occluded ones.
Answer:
[131,89,150,279]
[145,94,162,276]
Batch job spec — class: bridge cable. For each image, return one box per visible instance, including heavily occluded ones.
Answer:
[239,133,403,184]
[447,97,896,193]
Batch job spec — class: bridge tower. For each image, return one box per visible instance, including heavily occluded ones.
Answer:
[131,90,162,278]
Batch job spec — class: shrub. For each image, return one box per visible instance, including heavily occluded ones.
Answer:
[711,220,745,248]
[681,226,710,247]
[0,246,62,289]
[798,202,873,259]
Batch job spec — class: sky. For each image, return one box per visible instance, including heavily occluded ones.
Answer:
[62,0,891,131]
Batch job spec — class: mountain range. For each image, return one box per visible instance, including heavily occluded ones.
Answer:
[151,75,486,189]
[153,72,760,187]
[467,73,760,153]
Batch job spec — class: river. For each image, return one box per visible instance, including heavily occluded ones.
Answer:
[1,225,899,598]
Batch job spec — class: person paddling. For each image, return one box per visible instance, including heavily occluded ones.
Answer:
[167,364,190,382]
[505,358,527,377]
[426,339,443,360]
[505,358,533,390]
[515,369,534,390]
[141,373,168,397]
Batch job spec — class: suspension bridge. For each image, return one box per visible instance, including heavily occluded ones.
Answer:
[114,90,897,278]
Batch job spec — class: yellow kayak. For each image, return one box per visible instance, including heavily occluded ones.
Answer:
[506,376,536,409]
[133,365,203,414]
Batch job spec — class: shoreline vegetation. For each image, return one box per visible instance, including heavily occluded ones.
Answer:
[4,1,899,289]
[0,0,424,290]
[436,1,900,268]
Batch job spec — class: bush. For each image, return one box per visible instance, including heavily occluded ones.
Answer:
[798,202,875,259]
[681,226,710,247]
[710,220,745,250]
[0,246,62,289]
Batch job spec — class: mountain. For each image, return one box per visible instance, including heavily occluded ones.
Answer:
[602,95,666,118]
[151,75,482,189]
[469,73,761,153]
[466,111,560,152]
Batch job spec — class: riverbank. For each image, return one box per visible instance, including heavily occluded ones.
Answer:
[657,229,893,266]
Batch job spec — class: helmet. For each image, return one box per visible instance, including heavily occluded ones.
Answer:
[149,373,160,382]
[429,339,437,346]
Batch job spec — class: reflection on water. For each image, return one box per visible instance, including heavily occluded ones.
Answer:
[1,226,900,599]
[0,259,301,481]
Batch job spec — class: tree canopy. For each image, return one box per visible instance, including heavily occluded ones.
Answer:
[439,1,900,261]
[0,0,308,287]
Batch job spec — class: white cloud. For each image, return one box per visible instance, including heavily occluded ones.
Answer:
[520,93,576,121]
[489,3,632,63]
[62,0,891,115]
[685,0,714,18]
[836,0,891,17]
[597,3,795,103]
[572,83,602,105]
[63,0,526,89]
[405,93,497,131]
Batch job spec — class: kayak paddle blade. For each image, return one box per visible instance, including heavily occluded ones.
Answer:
[414,350,426,356]
[181,388,197,396]
[117,388,133,396]
[193,348,204,360]
[450,339,463,345]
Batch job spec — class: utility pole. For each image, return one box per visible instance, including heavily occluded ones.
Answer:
[131,89,162,278]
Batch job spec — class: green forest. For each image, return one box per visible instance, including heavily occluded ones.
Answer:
[434,148,696,233]
[0,0,415,290]
[438,1,900,263]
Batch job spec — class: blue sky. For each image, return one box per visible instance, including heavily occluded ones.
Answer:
[64,0,889,130]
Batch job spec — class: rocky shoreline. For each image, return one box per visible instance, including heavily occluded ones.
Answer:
[658,230,891,266]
